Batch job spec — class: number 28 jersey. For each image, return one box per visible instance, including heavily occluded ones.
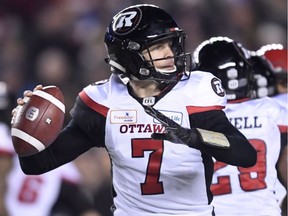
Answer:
[211,97,287,216]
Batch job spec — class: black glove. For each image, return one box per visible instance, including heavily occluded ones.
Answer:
[144,106,230,149]
[144,106,199,148]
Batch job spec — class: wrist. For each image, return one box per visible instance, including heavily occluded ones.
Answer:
[194,128,230,149]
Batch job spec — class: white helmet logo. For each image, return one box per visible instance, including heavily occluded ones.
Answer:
[212,78,225,97]
[112,8,141,35]
[114,12,137,29]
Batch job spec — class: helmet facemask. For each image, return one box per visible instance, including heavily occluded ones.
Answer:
[135,31,190,83]
[215,60,255,100]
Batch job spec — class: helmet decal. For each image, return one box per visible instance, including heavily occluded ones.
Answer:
[211,78,225,97]
[112,8,142,35]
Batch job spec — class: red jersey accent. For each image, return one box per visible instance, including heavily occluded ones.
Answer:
[278,125,288,133]
[186,105,224,115]
[79,91,109,117]
[0,149,13,157]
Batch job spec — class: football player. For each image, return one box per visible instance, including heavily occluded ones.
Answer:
[193,36,288,216]
[5,155,98,216]
[259,44,287,107]
[256,44,287,215]
[12,5,256,216]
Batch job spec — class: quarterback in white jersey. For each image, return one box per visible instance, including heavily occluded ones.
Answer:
[194,37,288,215]
[12,5,256,216]
[80,71,235,216]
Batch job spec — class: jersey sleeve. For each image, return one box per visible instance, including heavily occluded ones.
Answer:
[276,107,288,132]
[275,105,288,150]
[261,97,288,149]
[186,71,227,114]
[70,95,107,147]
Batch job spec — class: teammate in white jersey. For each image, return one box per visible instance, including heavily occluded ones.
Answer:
[12,5,256,216]
[256,44,288,215]
[255,44,287,100]
[193,36,288,216]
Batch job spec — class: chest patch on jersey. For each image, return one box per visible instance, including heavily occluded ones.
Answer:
[153,110,183,125]
[211,77,225,97]
[110,110,137,124]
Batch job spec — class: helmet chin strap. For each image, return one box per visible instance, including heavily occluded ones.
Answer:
[149,65,180,84]
[156,65,177,74]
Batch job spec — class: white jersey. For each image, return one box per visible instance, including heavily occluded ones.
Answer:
[5,159,81,216]
[0,123,82,216]
[81,72,226,216]
[272,93,288,207]
[272,93,288,109]
[211,97,287,216]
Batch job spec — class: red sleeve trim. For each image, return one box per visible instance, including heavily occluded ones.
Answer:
[186,105,224,115]
[278,125,288,133]
[0,149,14,157]
[79,91,109,117]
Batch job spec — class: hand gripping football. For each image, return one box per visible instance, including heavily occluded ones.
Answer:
[11,86,65,156]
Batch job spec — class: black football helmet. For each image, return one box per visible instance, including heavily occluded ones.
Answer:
[257,44,287,95]
[193,36,255,101]
[258,43,286,73]
[250,52,277,98]
[104,4,192,84]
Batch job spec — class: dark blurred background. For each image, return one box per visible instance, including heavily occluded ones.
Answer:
[0,0,286,108]
[0,0,286,215]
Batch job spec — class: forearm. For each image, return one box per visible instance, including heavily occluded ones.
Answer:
[195,130,256,167]
[19,124,92,175]
[190,110,257,167]
[145,107,257,167]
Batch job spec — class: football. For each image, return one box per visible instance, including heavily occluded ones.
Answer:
[11,86,65,157]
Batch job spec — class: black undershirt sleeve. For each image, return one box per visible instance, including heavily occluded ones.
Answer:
[19,97,107,175]
[190,110,257,167]
[19,120,95,174]
[280,132,288,150]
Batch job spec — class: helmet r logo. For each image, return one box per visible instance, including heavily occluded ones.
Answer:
[211,78,225,97]
[112,8,141,35]
[114,12,137,29]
